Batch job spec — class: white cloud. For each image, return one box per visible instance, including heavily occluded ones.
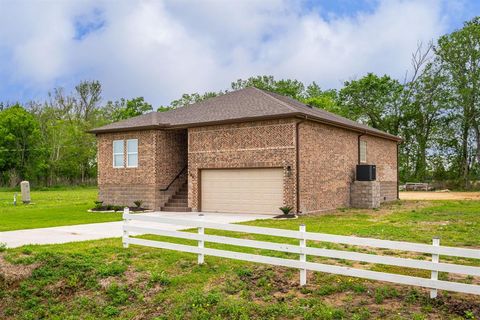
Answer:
[0,0,450,105]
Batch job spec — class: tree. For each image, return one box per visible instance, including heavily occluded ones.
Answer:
[0,105,43,186]
[168,92,222,109]
[75,80,102,121]
[107,97,153,122]
[303,82,341,114]
[231,75,305,100]
[435,17,480,187]
[33,81,105,185]
[397,43,450,182]
[403,62,450,181]
[338,73,404,135]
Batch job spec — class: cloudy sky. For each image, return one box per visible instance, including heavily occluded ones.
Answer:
[0,0,478,106]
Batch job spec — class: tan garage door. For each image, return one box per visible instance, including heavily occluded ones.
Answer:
[201,168,284,214]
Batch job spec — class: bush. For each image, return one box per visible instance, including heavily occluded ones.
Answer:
[133,200,143,208]
[112,206,122,212]
[94,201,103,209]
[279,206,293,215]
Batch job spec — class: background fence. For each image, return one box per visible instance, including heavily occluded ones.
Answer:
[123,210,480,298]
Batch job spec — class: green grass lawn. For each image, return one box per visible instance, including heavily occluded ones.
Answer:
[244,200,480,247]
[0,187,122,231]
[1,199,480,319]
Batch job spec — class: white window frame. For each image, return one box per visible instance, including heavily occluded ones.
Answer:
[126,139,139,168]
[359,140,367,163]
[113,140,124,168]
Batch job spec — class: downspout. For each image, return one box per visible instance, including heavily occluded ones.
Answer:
[397,142,400,200]
[296,116,307,214]
[357,131,367,165]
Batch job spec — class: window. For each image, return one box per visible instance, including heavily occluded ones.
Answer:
[359,140,367,163]
[113,140,124,168]
[127,139,138,168]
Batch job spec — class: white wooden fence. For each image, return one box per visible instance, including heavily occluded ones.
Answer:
[122,210,480,298]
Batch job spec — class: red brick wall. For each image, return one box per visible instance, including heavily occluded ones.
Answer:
[187,119,297,212]
[97,129,187,209]
[96,118,397,213]
[298,121,358,213]
[156,130,188,186]
[298,121,398,213]
[362,135,398,202]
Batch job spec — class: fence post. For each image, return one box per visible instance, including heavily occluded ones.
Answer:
[198,214,205,264]
[299,224,307,286]
[430,237,440,298]
[123,207,130,248]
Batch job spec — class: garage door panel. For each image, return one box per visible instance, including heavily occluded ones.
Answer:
[201,169,284,214]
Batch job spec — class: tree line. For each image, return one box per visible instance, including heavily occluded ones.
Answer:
[0,84,153,187]
[0,17,479,188]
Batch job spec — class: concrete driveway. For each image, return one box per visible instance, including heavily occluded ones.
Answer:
[0,211,273,248]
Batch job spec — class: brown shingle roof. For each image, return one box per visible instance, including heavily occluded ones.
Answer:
[90,87,401,141]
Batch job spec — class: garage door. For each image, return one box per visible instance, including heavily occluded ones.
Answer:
[201,168,284,214]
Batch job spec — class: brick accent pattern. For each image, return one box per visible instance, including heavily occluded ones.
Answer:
[350,181,381,208]
[97,129,187,210]
[188,119,297,212]
[298,121,397,213]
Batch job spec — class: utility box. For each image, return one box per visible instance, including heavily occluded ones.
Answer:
[20,181,31,204]
[356,164,376,181]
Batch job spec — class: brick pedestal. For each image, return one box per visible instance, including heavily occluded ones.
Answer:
[351,181,380,209]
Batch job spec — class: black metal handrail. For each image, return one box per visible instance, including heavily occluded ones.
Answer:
[160,165,187,191]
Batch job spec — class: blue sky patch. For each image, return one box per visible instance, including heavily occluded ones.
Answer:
[73,8,106,41]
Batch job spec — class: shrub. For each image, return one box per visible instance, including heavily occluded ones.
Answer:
[112,206,122,212]
[279,206,293,215]
[94,201,103,209]
[106,205,114,210]
[133,200,143,208]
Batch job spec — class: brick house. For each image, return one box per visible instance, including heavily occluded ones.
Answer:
[90,87,401,214]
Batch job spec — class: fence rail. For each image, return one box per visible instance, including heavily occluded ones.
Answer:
[122,210,480,297]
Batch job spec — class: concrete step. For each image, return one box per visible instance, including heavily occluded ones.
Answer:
[170,194,188,200]
[161,206,191,212]
[168,199,188,205]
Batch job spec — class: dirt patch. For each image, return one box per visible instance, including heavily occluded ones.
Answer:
[0,255,39,284]
[98,266,149,289]
[400,191,480,201]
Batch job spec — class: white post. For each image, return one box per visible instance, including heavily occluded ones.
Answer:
[430,237,440,298]
[123,207,130,248]
[299,224,307,286]
[198,214,205,264]
[20,181,31,204]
